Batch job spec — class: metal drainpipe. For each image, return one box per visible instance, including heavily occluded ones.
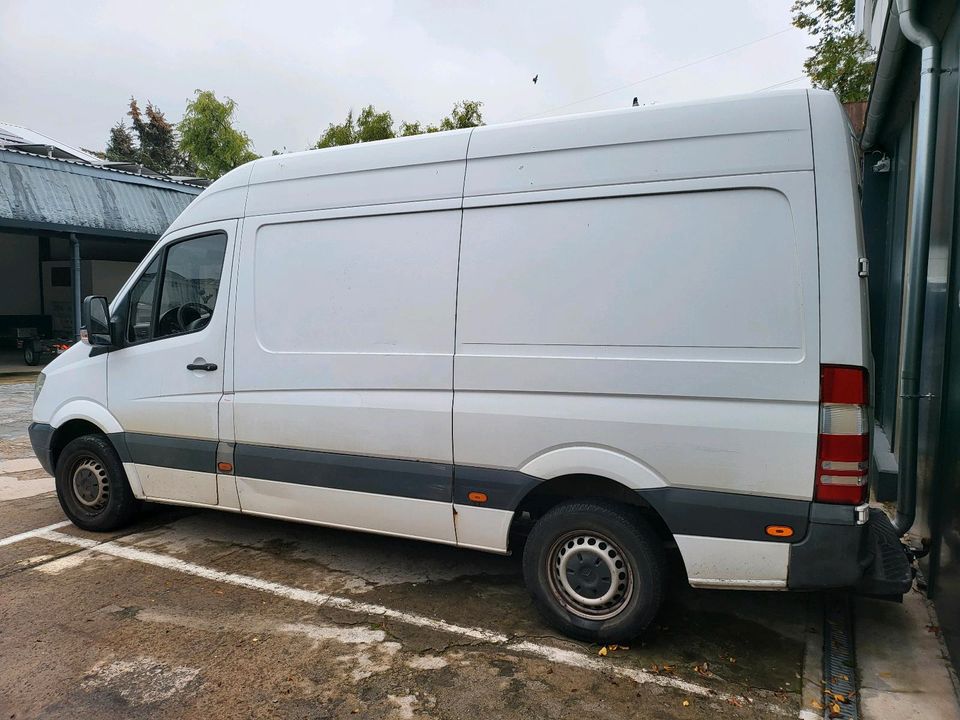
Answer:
[71,233,82,342]
[893,0,941,536]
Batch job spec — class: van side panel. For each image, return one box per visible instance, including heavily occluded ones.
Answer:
[230,204,462,543]
[453,171,822,565]
[464,92,813,197]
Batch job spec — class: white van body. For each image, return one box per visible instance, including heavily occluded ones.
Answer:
[33,90,902,640]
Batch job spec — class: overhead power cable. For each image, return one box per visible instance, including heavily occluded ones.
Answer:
[517,27,794,120]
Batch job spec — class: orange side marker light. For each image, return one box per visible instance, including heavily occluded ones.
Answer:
[765,525,794,538]
[217,461,234,473]
[467,491,488,504]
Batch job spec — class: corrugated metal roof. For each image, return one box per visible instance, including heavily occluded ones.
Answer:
[0,121,111,165]
[0,121,211,188]
[0,148,201,239]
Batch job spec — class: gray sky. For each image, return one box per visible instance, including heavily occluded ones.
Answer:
[0,0,813,156]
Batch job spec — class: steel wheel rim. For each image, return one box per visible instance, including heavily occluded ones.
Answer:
[546,530,634,620]
[71,456,109,511]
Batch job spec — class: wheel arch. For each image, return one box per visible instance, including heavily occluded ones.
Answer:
[49,419,109,474]
[508,473,676,555]
[48,402,123,474]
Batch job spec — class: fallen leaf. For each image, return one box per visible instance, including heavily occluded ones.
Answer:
[682,700,690,707]
[598,646,608,657]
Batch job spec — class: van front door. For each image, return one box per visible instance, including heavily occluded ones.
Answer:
[107,221,235,505]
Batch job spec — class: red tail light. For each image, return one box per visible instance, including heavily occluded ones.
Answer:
[816,365,869,504]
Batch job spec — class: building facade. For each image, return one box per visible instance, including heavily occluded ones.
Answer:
[0,124,202,357]
[856,0,960,663]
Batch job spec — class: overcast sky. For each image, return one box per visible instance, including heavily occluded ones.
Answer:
[0,0,813,156]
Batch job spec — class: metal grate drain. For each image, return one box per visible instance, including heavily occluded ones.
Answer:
[822,593,860,719]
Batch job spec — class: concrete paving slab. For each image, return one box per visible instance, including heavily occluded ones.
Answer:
[0,474,54,501]
[857,591,960,719]
[0,457,42,473]
[0,494,808,719]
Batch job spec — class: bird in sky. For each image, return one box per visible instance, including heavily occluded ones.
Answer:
[532,74,538,84]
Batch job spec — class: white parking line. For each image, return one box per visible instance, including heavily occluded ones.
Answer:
[0,520,71,547]
[32,527,790,714]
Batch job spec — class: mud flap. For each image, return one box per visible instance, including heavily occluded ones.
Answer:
[855,509,914,600]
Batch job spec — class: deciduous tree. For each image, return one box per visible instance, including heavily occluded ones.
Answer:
[792,0,873,102]
[318,100,485,145]
[179,90,259,179]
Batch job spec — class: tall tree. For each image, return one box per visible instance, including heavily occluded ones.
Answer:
[125,98,193,174]
[316,105,397,148]
[792,0,873,103]
[316,109,358,148]
[318,100,484,145]
[178,90,259,179]
[399,100,484,136]
[356,105,396,143]
[438,100,484,131]
[105,121,136,162]
[399,120,438,136]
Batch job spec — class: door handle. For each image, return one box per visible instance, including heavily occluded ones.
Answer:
[186,362,218,372]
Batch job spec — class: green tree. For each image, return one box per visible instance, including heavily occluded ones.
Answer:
[316,105,397,148]
[356,105,396,143]
[178,90,259,179]
[316,109,357,148]
[438,100,484,131]
[398,120,438,136]
[319,100,484,145]
[105,121,136,162]
[792,0,873,103]
[399,101,484,137]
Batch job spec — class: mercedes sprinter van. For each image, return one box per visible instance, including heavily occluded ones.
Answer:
[29,89,912,641]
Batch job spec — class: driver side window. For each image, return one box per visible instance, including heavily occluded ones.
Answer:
[125,233,228,345]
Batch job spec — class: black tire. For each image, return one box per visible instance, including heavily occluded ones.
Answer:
[55,435,141,531]
[522,499,666,643]
[23,344,37,366]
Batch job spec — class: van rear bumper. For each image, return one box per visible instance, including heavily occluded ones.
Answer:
[787,503,913,595]
[28,422,55,476]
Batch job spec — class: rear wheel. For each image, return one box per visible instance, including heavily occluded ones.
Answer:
[55,435,140,531]
[23,344,37,366]
[522,499,666,643]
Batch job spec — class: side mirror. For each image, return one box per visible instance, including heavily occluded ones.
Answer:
[81,296,113,347]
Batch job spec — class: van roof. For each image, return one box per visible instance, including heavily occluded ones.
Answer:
[166,88,832,234]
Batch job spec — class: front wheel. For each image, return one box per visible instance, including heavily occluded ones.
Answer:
[23,344,37,366]
[522,499,666,643]
[55,435,141,531]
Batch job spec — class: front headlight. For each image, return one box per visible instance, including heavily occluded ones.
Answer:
[33,372,45,407]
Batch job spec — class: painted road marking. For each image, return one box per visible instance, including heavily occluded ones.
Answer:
[0,458,43,474]
[33,527,790,713]
[0,520,71,548]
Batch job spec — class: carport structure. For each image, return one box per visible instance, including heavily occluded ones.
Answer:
[0,124,203,358]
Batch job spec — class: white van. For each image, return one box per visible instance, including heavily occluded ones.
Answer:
[29,89,911,641]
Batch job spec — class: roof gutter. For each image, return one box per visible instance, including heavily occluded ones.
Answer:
[862,4,908,149]
[892,0,941,536]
